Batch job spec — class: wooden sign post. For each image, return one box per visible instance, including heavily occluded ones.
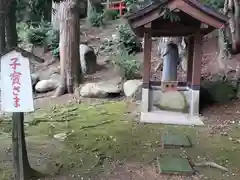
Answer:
[0,49,36,179]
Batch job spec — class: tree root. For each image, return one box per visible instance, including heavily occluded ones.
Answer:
[53,85,66,97]
[194,161,228,172]
[154,62,163,72]
[79,120,114,130]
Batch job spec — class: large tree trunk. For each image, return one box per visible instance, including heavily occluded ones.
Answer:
[5,0,18,49]
[51,0,60,30]
[224,0,240,54]
[0,0,6,55]
[54,0,83,97]
[156,37,187,72]
[44,0,52,21]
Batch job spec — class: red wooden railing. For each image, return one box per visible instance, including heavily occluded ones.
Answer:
[102,1,126,16]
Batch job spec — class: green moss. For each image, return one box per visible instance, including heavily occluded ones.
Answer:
[0,101,240,179]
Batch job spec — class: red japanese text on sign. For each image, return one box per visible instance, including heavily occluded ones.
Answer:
[9,57,21,108]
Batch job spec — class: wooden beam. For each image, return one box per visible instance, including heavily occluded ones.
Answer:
[192,32,203,90]
[173,0,225,29]
[187,36,194,87]
[142,28,152,112]
[143,28,152,87]
[131,0,177,28]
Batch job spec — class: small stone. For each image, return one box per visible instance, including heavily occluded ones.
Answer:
[53,133,67,141]
[236,139,240,143]
[228,137,233,141]
[221,132,228,136]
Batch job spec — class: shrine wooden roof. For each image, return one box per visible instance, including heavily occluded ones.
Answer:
[125,0,229,37]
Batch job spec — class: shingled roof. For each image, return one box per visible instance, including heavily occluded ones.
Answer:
[125,0,229,37]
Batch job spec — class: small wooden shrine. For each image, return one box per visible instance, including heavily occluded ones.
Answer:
[125,0,228,125]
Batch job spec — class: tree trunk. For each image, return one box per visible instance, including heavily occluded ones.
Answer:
[87,0,93,18]
[54,0,83,97]
[0,0,6,55]
[51,0,60,30]
[224,0,240,54]
[5,0,18,49]
[44,0,52,21]
[156,37,187,72]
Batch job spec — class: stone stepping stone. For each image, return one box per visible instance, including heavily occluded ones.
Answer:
[162,132,192,149]
[157,156,194,175]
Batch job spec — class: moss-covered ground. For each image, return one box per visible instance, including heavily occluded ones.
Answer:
[0,101,240,179]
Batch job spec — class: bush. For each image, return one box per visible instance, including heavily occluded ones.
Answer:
[46,29,60,58]
[117,24,142,54]
[113,52,141,80]
[26,26,48,46]
[103,9,119,20]
[88,10,104,27]
[18,21,60,58]
[25,21,51,46]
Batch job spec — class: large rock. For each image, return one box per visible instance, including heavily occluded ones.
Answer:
[31,73,40,88]
[80,81,122,98]
[80,44,97,74]
[199,80,236,110]
[123,79,142,99]
[159,91,187,111]
[35,79,59,93]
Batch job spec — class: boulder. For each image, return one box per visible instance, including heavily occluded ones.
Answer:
[80,44,97,74]
[80,81,122,98]
[31,73,39,88]
[200,80,236,110]
[123,80,142,100]
[159,91,187,112]
[35,79,59,93]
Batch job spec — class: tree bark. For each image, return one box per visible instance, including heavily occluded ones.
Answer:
[0,0,6,55]
[54,0,83,97]
[51,0,60,30]
[224,0,240,54]
[5,0,18,49]
[156,37,187,72]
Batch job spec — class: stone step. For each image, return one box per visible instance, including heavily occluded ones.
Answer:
[157,155,194,175]
[162,132,192,149]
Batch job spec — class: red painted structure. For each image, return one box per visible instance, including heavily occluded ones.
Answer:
[106,1,126,16]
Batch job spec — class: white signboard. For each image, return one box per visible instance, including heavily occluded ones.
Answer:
[1,50,34,112]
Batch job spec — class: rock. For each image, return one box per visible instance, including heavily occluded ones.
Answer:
[31,73,39,87]
[54,133,67,141]
[123,80,142,98]
[200,81,236,108]
[80,44,97,74]
[159,91,187,111]
[35,79,59,93]
[80,80,122,98]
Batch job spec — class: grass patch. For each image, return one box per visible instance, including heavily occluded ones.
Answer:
[0,101,240,179]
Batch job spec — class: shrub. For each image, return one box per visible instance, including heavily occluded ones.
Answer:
[103,9,119,20]
[88,10,104,27]
[26,26,47,46]
[25,21,51,46]
[117,24,142,54]
[113,51,141,80]
[46,29,60,58]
